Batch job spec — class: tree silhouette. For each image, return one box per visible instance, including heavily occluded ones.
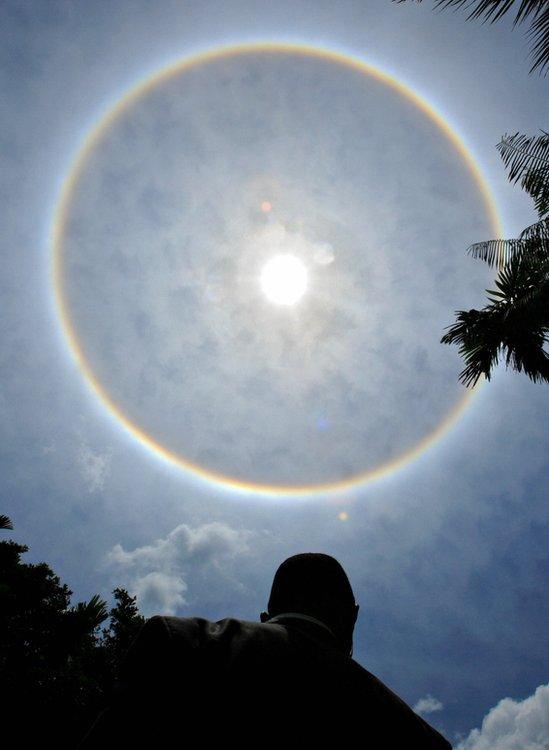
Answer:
[0,516,145,749]
[102,587,145,672]
[441,132,549,385]
[396,0,549,74]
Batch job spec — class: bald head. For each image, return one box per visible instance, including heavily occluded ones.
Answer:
[262,553,359,654]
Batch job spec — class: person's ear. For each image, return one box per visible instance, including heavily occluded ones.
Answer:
[260,611,270,623]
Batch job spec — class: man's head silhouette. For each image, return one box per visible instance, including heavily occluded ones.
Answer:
[260,552,359,655]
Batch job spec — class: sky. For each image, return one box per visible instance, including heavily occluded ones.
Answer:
[1,1,548,747]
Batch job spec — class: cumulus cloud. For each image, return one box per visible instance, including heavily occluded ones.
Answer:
[132,571,187,614]
[414,695,444,716]
[77,443,111,492]
[106,522,252,615]
[456,684,549,750]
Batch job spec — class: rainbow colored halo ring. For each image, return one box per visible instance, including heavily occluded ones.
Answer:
[51,42,502,497]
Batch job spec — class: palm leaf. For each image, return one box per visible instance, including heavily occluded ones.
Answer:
[520,165,549,217]
[467,220,549,267]
[442,299,549,385]
[497,131,549,177]
[441,307,503,386]
[497,131,549,219]
[486,244,548,315]
[434,1,532,24]
[395,1,549,73]
[519,216,549,241]
[527,1,549,72]
[467,237,528,267]
[71,594,109,631]
[442,247,549,385]
[0,514,13,530]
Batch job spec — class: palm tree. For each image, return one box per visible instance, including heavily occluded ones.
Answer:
[441,132,549,385]
[0,514,13,530]
[396,0,549,74]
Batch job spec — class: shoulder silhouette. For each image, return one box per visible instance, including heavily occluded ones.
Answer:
[80,553,451,748]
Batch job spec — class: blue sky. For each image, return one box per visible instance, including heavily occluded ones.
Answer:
[1,1,548,746]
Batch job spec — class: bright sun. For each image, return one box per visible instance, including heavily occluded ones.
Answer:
[260,254,308,306]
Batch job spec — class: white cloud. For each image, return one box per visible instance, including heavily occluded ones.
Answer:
[106,522,252,616]
[132,571,187,615]
[414,695,444,716]
[77,443,111,492]
[456,684,549,750]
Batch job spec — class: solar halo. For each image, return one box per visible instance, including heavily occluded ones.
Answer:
[51,42,502,497]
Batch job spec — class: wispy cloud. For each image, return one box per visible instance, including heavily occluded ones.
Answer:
[77,443,111,493]
[456,683,549,749]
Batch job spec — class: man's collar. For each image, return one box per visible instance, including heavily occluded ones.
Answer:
[265,612,337,641]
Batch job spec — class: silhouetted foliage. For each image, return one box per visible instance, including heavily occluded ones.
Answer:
[0,516,145,748]
[393,1,549,383]
[441,133,549,385]
[396,0,549,74]
[102,587,146,672]
[497,131,549,217]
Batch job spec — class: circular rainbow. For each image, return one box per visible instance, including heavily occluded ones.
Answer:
[51,42,502,497]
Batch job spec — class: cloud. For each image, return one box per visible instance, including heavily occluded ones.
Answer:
[106,521,252,615]
[414,695,444,716]
[456,684,549,750]
[132,571,187,614]
[77,443,111,492]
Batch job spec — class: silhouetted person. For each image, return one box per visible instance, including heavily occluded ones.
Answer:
[80,553,451,748]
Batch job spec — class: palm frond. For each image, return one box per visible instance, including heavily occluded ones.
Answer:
[394,1,549,73]
[497,132,549,217]
[442,247,549,385]
[527,2,549,73]
[0,514,13,530]
[521,165,549,216]
[486,246,549,321]
[468,220,549,268]
[396,0,546,20]
[441,307,503,386]
[467,237,527,267]
[497,131,549,180]
[442,302,549,385]
[505,332,549,380]
[71,594,109,631]
[519,219,549,263]
[519,216,549,241]
[434,1,525,24]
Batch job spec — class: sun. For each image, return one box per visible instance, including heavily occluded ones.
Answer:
[260,254,308,306]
